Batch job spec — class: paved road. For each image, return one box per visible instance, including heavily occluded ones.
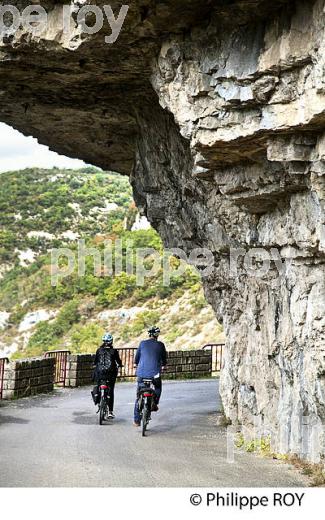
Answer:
[0,380,308,487]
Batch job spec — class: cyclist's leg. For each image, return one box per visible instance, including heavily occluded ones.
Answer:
[153,377,162,404]
[91,383,100,404]
[108,373,117,412]
[134,377,143,423]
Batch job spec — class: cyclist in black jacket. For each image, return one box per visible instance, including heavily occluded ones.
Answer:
[92,333,122,418]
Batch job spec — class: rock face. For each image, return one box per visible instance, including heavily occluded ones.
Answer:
[0,0,324,459]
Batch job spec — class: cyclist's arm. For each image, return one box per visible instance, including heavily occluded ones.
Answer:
[115,349,123,367]
[94,348,100,366]
[161,343,167,369]
[134,345,141,366]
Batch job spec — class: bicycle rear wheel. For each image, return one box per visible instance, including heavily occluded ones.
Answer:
[142,404,148,436]
[99,397,106,425]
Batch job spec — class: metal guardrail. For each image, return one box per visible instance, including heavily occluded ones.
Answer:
[202,343,225,373]
[117,348,137,379]
[44,350,70,387]
[0,357,9,400]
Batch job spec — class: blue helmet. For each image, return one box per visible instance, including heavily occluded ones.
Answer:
[102,333,113,345]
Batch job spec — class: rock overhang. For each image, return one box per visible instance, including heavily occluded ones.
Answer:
[0,0,300,174]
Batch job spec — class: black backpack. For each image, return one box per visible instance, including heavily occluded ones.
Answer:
[97,348,114,379]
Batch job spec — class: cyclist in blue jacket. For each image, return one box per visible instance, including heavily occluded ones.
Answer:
[133,326,167,426]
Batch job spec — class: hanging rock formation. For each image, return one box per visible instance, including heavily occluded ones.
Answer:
[0,0,324,459]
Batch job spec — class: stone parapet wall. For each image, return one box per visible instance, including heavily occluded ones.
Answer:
[0,350,213,397]
[2,357,55,399]
[164,350,212,379]
[66,354,96,388]
[66,349,212,388]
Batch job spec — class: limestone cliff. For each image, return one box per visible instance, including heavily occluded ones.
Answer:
[0,0,324,459]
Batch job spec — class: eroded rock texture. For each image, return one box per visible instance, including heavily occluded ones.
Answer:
[0,0,324,458]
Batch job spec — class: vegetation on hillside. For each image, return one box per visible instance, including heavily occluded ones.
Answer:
[0,166,132,265]
[0,167,223,359]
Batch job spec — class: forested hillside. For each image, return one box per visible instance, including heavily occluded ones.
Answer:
[0,168,223,358]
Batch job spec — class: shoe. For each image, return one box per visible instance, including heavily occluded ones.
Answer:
[108,412,115,419]
[151,403,159,412]
[133,421,140,427]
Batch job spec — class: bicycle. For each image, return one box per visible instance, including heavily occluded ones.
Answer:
[138,378,156,436]
[92,365,123,425]
[97,381,111,425]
